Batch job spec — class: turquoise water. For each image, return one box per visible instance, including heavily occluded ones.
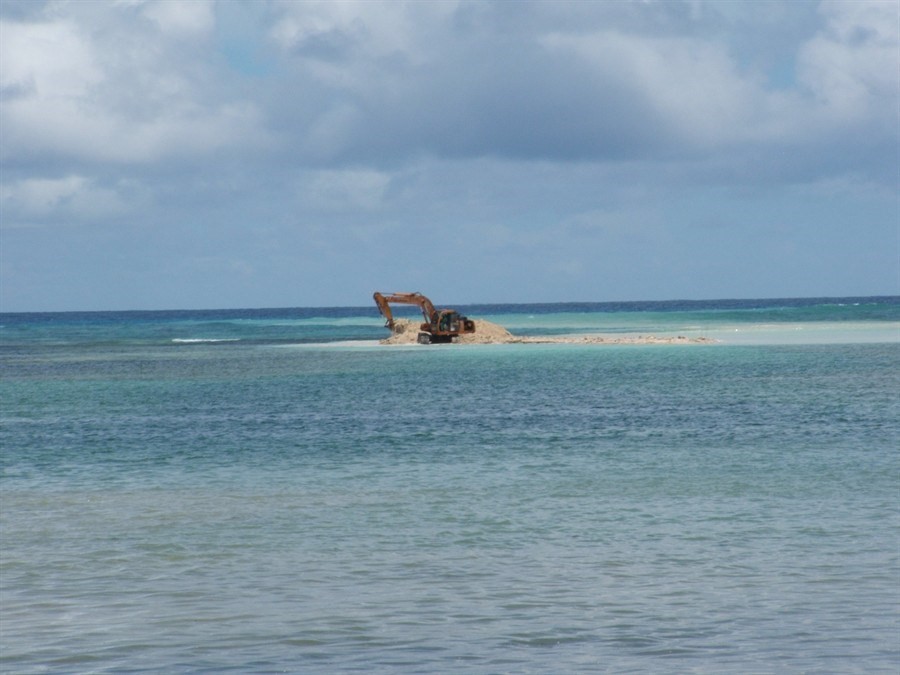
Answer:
[1,298,898,672]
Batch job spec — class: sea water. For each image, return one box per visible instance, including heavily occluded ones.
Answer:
[1,298,898,673]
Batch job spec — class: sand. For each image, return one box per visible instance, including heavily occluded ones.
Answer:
[379,318,716,345]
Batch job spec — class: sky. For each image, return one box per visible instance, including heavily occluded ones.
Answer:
[1,0,898,312]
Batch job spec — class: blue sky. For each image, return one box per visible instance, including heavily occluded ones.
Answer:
[1,0,897,311]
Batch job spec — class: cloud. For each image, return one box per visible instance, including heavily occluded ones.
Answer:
[539,30,776,149]
[0,1,896,310]
[0,4,268,165]
[138,0,215,37]
[0,174,131,226]
[270,0,454,68]
[1,175,87,215]
[797,0,898,129]
[260,0,896,178]
[3,1,895,173]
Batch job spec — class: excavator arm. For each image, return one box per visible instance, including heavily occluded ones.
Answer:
[373,292,437,329]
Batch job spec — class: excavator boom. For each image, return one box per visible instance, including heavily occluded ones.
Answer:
[373,292,436,329]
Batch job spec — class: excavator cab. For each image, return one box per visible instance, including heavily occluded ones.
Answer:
[422,310,475,343]
[434,310,475,336]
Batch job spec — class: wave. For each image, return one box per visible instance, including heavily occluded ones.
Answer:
[171,338,240,344]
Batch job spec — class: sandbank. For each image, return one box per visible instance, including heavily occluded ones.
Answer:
[379,318,716,345]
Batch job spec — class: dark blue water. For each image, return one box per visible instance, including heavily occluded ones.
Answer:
[2,298,898,672]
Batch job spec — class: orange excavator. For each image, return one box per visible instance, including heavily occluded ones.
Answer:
[373,292,476,344]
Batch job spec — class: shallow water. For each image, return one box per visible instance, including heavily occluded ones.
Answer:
[2,298,898,672]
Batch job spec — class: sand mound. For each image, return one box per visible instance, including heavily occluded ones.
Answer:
[378,318,421,344]
[378,318,513,345]
[457,320,515,344]
[379,318,715,345]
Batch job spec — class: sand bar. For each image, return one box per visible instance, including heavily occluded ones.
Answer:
[379,318,716,345]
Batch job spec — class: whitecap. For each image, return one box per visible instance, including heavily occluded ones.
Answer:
[172,338,240,344]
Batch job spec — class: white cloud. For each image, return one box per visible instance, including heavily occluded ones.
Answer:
[270,0,456,65]
[3,89,265,164]
[3,175,86,210]
[0,7,267,165]
[0,19,101,98]
[0,175,128,225]
[797,0,899,128]
[5,0,893,172]
[539,28,812,150]
[139,0,215,37]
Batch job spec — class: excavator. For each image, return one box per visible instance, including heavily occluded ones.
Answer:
[373,292,476,344]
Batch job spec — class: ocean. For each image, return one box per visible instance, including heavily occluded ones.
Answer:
[1,297,898,673]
